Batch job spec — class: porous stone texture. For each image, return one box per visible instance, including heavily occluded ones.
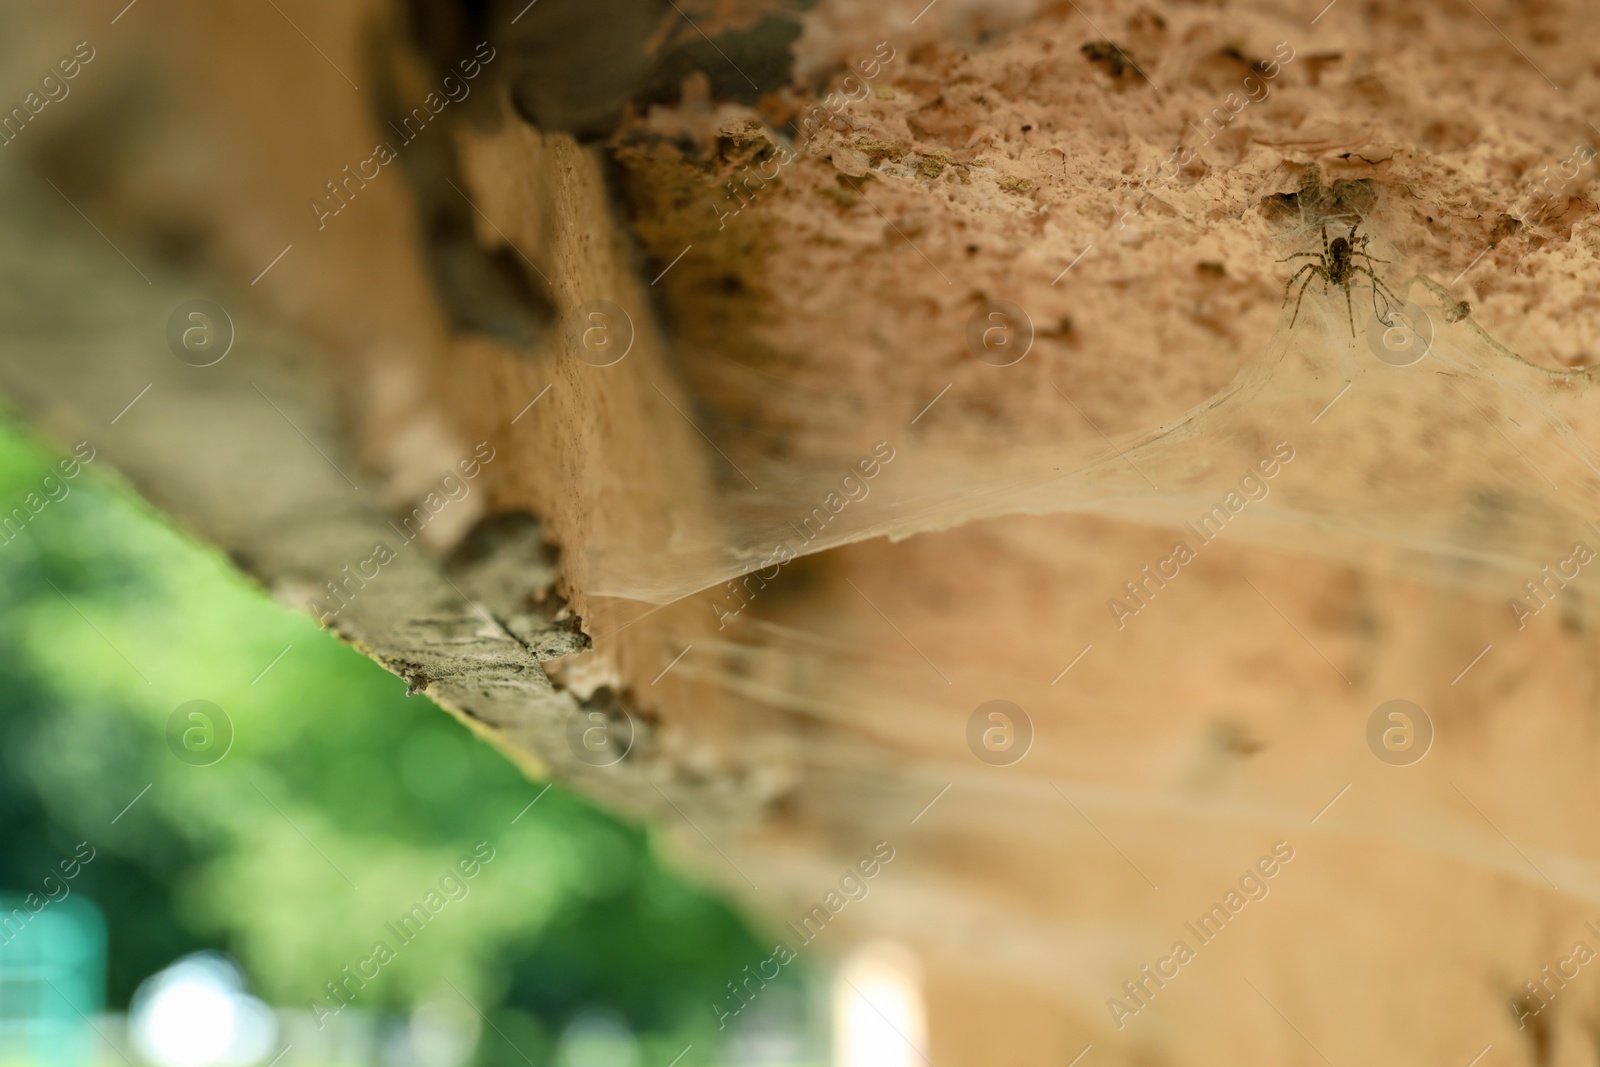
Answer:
[611,0,1600,470]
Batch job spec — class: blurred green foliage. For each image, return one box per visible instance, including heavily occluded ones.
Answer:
[0,417,795,1064]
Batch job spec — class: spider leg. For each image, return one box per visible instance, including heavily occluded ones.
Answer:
[1354,265,1404,325]
[1355,233,1394,264]
[1281,263,1317,301]
[1344,280,1356,338]
[1287,265,1325,328]
[1373,274,1404,307]
[1281,262,1317,306]
[1278,251,1324,263]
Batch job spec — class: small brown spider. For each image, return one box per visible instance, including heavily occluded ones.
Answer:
[1281,222,1401,336]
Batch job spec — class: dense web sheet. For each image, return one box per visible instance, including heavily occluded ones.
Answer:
[584,273,1600,613]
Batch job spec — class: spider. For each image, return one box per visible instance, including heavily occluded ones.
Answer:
[1281,221,1402,337]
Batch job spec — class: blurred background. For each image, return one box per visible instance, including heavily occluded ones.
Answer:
[0,417,820,1066]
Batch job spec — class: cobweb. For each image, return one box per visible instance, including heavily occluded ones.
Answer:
[582,269,1600,614]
